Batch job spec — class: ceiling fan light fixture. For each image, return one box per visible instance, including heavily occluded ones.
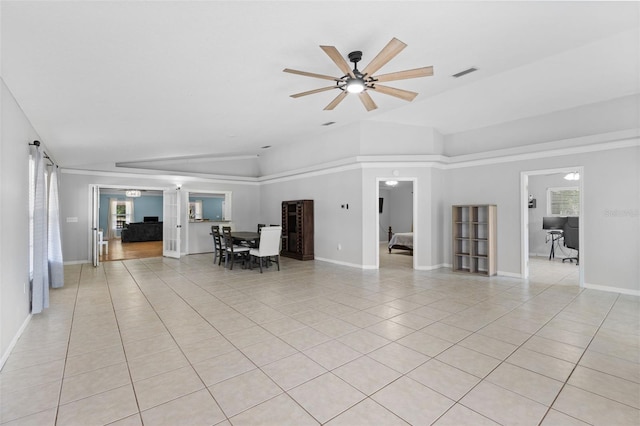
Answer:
[125,190,141,197]
[345,78,365,93]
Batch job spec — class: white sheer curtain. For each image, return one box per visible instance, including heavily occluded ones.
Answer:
[107,198,117,239]
[47,166,64,288]
[125,198,134,224]
[31,147,49,313]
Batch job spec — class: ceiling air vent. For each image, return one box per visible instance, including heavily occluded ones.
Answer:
[452,67,478,78]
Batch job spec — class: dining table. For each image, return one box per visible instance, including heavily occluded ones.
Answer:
[231,231,260,247]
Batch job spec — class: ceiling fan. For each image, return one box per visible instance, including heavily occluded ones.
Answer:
[283,37,433,112]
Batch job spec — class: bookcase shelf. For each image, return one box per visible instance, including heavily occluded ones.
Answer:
[452,204,497,276]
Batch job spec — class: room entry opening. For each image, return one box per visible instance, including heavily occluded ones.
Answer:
[376,178,417,270]
[520,168,584,287]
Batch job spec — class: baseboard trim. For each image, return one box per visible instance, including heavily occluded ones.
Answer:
[583,282,640,297]
[1,314,32,371]
[64,260,90,265]
[498,270,523,278]
[314,257,373,269]
[415,263,448,271]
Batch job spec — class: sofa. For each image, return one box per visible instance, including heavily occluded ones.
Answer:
[121,222,163,242]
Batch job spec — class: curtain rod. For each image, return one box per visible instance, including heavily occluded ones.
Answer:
[29,140,57,167]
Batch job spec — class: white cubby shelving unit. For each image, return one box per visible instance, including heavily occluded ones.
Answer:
[452,204,497,276]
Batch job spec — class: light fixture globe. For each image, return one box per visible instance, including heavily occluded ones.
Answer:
[345,78,365,93]
[385,180,399,187]
[564,172,580,181]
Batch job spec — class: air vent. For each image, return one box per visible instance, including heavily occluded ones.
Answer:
[452,67,478,78]
[321,121,336,126]
[261,145,271,149]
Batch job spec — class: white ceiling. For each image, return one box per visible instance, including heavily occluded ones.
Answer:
[2,1,639,171]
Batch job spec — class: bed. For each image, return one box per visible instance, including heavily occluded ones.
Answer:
[388,226,413,254]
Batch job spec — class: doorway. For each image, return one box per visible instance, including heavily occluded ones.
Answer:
[91,185,166,264]
[521,167,584,286]
[376,177,417,269]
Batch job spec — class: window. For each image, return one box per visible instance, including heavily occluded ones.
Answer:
[547,187,580,216]
[111,200,134,231]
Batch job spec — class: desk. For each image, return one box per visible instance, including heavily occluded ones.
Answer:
[547,230,563,260]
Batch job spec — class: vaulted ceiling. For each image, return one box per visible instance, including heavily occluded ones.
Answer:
[2,1,638,174]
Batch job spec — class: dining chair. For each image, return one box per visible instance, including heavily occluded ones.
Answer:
[249,226,281,273]
[222,227,249,270]
[211,225,224,266]
[257,223,266,233]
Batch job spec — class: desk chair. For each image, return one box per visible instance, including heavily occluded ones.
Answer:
[222,227,249,270]
[211,225,224,265]
[250,226,281,273]
[562,217,579,264]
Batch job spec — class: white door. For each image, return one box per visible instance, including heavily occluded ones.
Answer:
[91,185,100,266]
[163,188,181,258]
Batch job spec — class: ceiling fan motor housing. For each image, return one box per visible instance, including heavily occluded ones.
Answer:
[348,51,363,65]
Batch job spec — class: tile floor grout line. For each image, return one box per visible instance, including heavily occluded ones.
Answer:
[537,292,627,425]
[119,260,231,423]
[10,254,632,426]
[103,262,146,424]
[52,261,83,426]
[123,258,297,422]
[425,283,600,425]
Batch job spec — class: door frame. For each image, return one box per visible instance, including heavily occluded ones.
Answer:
[520,166,584,286]
[88,184,167,265]
[375,177,418,269]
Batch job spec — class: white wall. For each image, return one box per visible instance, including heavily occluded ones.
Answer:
[444,144,639,293]
[360,122,443,156]
[260,168,363,267]
[362,167,439,270]
[0,78,40,366]
[59,171,261,263]
[378,188,390,241]
[444,95,640,156]
[388,184,413,233]
[259,123,362,176]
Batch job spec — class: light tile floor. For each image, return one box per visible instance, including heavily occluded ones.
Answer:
[1,253,638,425]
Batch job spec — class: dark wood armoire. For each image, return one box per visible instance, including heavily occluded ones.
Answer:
[281,200,314,260]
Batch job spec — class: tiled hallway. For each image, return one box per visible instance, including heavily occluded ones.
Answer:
[1,255,638,425]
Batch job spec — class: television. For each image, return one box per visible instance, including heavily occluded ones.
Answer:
[143,216,159,223]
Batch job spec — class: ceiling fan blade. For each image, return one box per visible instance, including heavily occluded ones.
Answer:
[374,66,434,83]
[283,68,341,82]
[290,86,337,98]
[359,92,378,111]
[361,38,407,77]
[320,45,355,78]
[371,84,418,102]
[324,91,348,110]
